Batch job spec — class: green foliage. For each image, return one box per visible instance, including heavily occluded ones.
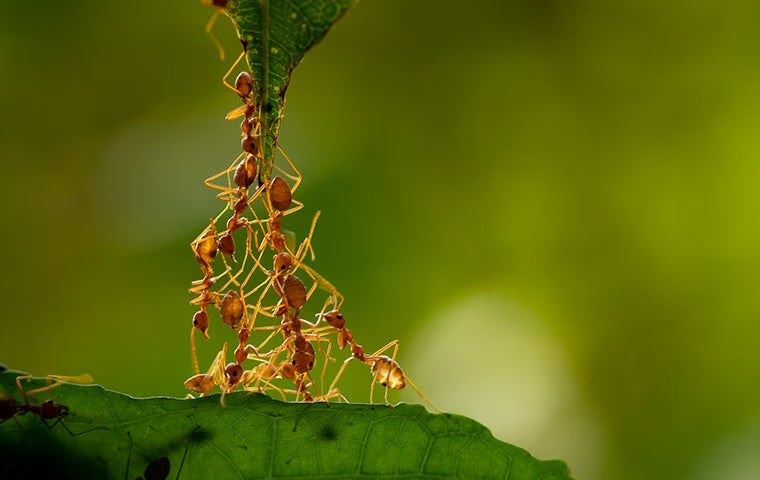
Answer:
[223,0,354,179]
[0,370,572,479]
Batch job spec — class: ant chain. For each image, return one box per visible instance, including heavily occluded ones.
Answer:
[185,46,436,411]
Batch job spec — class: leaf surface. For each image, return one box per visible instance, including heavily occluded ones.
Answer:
[223,0,354,179]
[0,370,573,479]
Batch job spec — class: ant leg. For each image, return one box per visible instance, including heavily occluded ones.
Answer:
[299,263,343,309]
[205,9,226,61]
[222,50,247,95]
[40,416,106,437]
[191,327,201,375]
[276,146,303,194]
[15,375,33,402]
[282,199,304,217]
[328,357,356,394]
[204,154,244,195]
[367,342,440,411]
[218,248,260,292]
[16,374,92,400]
[404,376,442,413]
[293,211,320,264]
[219,254,240,283]
[369,340,400,359]
[320,342,333,397]
[250,276,275,306]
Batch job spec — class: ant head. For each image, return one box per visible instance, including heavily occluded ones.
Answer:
[0,397,18,419]
[241,135,260,156]
[192,310,210,336]
[218,233,235,256]
[274,252,293,273]
[225,363,244,387]
[321,310,346,329]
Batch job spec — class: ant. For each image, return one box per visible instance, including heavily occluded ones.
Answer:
[318,312,439,411]
[0,374,105,436]
[0,395,80,436]
[1,375,104,436]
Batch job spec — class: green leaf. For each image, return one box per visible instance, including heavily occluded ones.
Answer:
[0,370,573,479]
[222,0,354,180]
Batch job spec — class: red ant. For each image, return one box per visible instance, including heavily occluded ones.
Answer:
[317,310,439,410]
[0,373,106,436]
[1,395,104,437]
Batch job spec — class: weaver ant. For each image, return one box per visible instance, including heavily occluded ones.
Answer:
[321,328,438,411]
[1,373,104,436]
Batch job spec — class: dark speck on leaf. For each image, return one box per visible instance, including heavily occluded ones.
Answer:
[320,425,338,441]
[265,102,273,113]
[189,426,212,444]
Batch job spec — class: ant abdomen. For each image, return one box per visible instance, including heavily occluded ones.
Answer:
[220,291,244,326]
[371,356,406,390]
[268,176,293,211]
[194,231,218,266]
[282,275,307,308]
[234,154,258,188]
[234,71,253,99]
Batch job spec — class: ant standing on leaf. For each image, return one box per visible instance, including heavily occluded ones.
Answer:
[318,310,439,411]
[1,373,106,436]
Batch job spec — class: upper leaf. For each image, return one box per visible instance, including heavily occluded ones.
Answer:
[223,0,354,179]
[0,370,573,479]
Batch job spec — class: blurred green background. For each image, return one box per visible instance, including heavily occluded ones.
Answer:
[2,1,760,479]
